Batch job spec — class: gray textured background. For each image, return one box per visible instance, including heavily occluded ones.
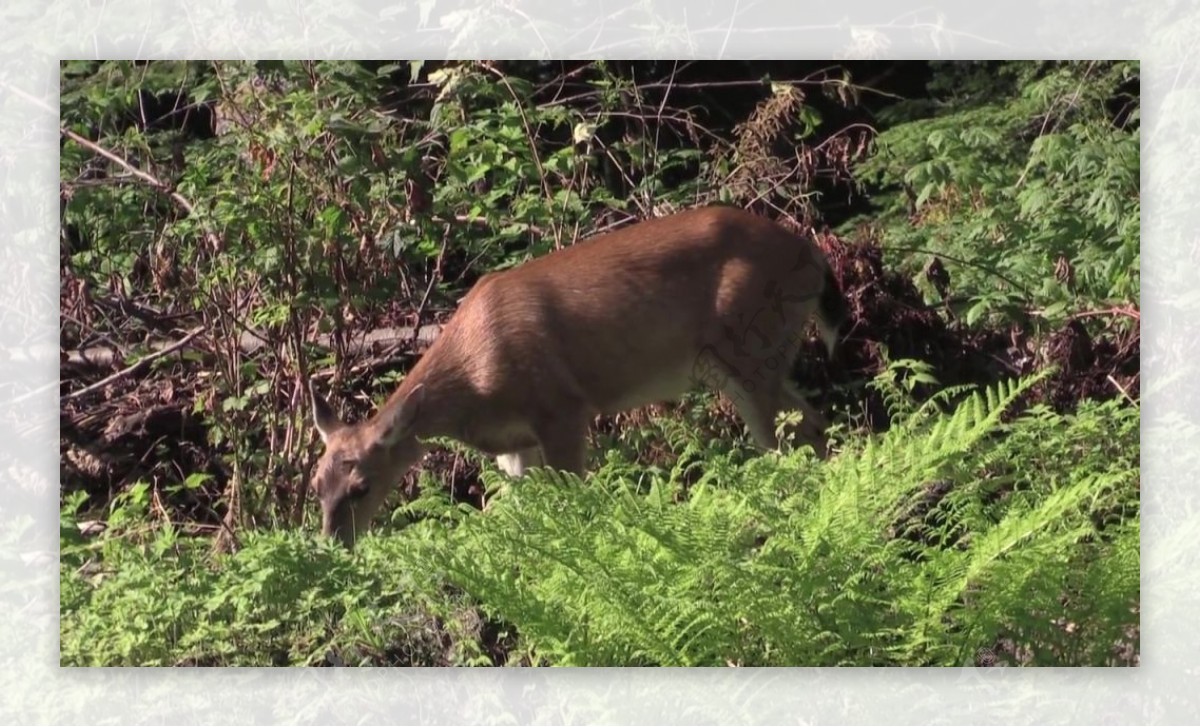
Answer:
[0,0,1181,723]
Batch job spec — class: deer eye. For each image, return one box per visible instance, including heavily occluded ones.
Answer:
[339,459,358,474]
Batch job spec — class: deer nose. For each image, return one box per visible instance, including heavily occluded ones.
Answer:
[321,511,356,550]
[325,525,356,550]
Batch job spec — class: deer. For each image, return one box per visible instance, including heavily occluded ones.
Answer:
[309,205,849,547]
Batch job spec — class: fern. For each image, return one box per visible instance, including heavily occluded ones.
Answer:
[63,373,1136,666]
[426,373,1137,666]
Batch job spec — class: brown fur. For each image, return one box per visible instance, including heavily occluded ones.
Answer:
[310,206,845,547]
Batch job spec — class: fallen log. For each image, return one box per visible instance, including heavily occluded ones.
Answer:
[62,323,447,369]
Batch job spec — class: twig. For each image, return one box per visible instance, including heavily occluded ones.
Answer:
[585,211,641,238]
[1107,374,1138,407]
[1063,306,1140,322]
[62,327,205,402]
[652,61,678,173]
[1014,60,1098,189]
[61,127,192,211]
[883,245,1032,296]
[59,127,223,252]
[542,72,871,107]
[410,231,448,352]
[407,213,545,237]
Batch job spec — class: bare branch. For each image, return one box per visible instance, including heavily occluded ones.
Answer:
[59,126,223,251]
[62,327,206,402]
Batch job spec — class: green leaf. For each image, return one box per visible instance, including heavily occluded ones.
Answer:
[448,127,470,153]
[184,473,213,490]
[965,300,990,327]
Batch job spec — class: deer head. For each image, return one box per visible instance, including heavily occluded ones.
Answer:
[308,382,427,548]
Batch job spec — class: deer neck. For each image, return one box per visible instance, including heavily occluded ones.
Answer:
[373,339,472,443]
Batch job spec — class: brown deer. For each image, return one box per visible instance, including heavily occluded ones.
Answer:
[309,206,848,547]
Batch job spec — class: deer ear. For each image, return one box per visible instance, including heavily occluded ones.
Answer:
[377,384,425,447]
[310,382,342,443]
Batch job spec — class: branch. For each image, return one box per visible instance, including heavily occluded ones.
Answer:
[1063,306,1140,322]
[60,127,223,251]
[62,327,206,401]
[1107,374,1139,407]
[411,233,448,352]
[882,245,1032,296]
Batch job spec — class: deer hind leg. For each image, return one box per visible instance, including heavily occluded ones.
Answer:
[532,408,589,477]
[496,447,545,477]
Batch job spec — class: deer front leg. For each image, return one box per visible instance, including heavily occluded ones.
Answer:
[496,447,545,477]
